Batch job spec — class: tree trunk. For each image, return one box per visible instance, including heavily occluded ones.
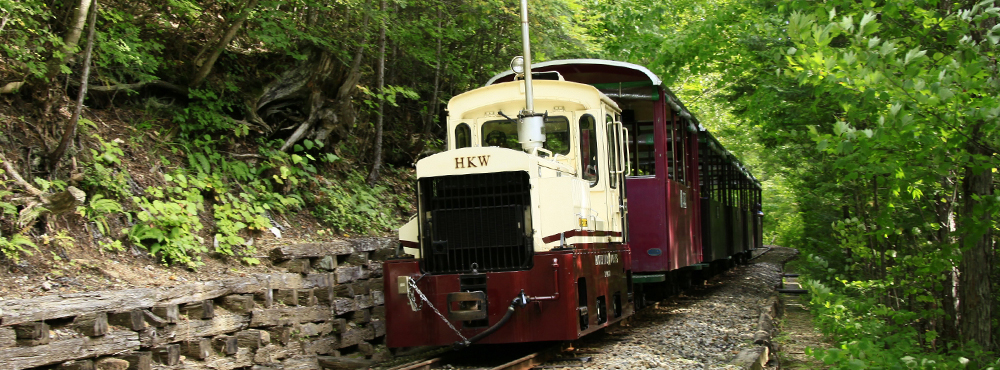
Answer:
[936,175,960,343]
[366,0,387,186]
[48,0,97,171]
[190,0,261,87]
[44,0,93,82]
[423,7,443,140]
[958,137,994,352]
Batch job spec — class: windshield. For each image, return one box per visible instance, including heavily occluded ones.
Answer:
[481,115,571,155]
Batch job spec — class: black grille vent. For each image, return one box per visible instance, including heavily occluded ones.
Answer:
[418,171,533,274]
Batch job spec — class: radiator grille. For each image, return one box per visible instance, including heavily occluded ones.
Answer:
[418,171,533,274]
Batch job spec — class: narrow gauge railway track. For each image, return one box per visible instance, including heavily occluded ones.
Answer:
[386,343,602,370]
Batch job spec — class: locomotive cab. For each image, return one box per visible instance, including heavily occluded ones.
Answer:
[385,78,634,347]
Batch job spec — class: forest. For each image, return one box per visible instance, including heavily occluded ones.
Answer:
[0,0,997,368]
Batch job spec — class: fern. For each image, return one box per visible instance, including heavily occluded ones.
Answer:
[0,234,38,262]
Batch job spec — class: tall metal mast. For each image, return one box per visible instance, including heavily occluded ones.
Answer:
[517,0,545,152]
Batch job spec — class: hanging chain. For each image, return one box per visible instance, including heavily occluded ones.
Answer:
[406,277,468,343]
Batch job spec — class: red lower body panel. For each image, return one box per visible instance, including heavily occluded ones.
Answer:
[384,248,632,347]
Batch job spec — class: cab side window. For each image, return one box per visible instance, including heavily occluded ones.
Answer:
[580,114,599,186]
[454,123,471,149]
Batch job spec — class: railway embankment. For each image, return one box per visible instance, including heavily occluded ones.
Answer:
[565,246,799,370]
[0,238,396,370]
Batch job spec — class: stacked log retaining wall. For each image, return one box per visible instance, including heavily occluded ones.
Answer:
[0,237,397,370]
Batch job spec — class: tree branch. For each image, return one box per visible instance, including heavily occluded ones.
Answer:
[49,0,98,171]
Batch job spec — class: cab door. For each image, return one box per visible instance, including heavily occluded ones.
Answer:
[605,111,628,242]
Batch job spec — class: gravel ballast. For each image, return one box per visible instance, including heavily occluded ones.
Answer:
[568,246,799,370]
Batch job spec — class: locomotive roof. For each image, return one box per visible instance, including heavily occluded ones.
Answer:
[485,59,663,86]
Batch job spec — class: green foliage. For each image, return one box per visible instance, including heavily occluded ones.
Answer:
[803,275,985,370]
[79,194,127,237]
[0,0,61,79]
[310,169,403,236]
[0,233,37,263]
[129,176,207,268]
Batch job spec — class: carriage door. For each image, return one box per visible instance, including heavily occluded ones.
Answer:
[606,112,627,241]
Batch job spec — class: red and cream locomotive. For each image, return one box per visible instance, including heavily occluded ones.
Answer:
[383,1,762,348]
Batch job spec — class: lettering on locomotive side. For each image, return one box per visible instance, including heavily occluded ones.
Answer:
[595,253,620,266]
[455,155,491,169]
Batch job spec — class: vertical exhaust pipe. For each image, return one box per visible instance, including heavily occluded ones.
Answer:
[517,0,545,152]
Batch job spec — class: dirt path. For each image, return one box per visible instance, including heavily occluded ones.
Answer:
[771,270,832,369]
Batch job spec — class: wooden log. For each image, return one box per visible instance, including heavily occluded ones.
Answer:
[94,358,130,370]
[364,278,384,293]
[298,322,333,337]
[314,256,337,271]
[249,307,331,327]
[364,261,382,279]
[219,277,266,295]
[331,298,356,316]
[348,309,370,324]
[0,330,139,370]
[350,238,388,253]
[370,247,395,261]
[218,295,256,314]
[0,326,15,348]
[356,342,374,356]
[305,337,339,356]
[118,351,152,370]
[255,273,305,290]
[108,310,146,331]
[333,285,354,298]
[13,322,50,344]
[150,305,179,324]
[344,252,369,266]
[73,312,109,336]
[313,287,335,306]
[0,282,234,326]
[305,274,334,288]
[267,326,293,346]
[368,345,391,362]
[333,266,362,284]
[182,338,212,360]
[349,282,369,295]
[182,347,251,370]
[137,314,249,347]
[236,329,270,350]
[269,242,353,262]
[279,354,321,370]
[212,335,239,355]
[337,327,364,348]
[151,344,180,365]
[56,359,95,370]
[140,310,167,328]
[360,325,374,341]
[253,341,303,364]
[297,289,316,306]
[255,289,274,309]
[369,320,385,338]
[278,259,312,274]
[183,300,215,320]
[370,306,385,320]
[316,355,373,370]
[275,289,299,307]
[355,294,374,310]
[329,319,347,334]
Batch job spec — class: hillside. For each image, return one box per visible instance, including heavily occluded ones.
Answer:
[0,99,416,301]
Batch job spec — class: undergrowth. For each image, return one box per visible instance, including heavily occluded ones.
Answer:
[801,271,998,370]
